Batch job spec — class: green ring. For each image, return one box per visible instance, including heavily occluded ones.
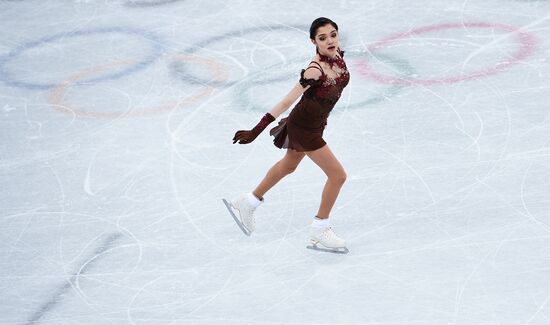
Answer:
[233,51,416,112]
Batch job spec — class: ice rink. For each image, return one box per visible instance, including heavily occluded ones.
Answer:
[2,0,550,324]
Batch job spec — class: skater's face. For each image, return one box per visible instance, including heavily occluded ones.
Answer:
[311,24,340,58]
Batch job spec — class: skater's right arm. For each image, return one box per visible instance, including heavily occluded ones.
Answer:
[268,67,322,118]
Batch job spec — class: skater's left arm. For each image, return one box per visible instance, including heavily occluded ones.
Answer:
[268,83,311,119]
[232,82,311,145]
[269,65,321,118]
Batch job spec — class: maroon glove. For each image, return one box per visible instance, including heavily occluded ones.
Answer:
[233,113,276,144]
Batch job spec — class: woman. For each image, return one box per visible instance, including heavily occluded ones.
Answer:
[224,17,350,254]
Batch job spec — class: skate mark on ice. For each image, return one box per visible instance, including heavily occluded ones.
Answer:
[25,232,122,324]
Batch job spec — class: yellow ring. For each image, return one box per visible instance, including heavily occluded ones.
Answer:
[48,54,228,119]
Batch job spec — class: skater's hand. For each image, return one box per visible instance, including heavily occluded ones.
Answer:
[233,113,275,144]
[233,130,259,144]
[232,113,275,144]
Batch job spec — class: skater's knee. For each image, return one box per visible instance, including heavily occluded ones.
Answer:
[279,155,303,175]
[329,170,347,185]
[337,172,347,184]
[275,156,300,175]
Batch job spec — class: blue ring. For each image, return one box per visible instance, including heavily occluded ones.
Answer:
[0,26,164,90]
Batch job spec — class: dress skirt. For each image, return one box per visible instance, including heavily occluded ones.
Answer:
[270,117,326,152]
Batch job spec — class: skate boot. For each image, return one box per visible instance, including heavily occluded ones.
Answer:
[222,193,263,236]
[307,226,349,254]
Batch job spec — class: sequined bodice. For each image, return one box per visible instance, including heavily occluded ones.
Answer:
[299,51,350,107]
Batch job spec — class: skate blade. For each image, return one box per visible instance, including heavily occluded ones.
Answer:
[222,198,251,236]
[306,242,349,254]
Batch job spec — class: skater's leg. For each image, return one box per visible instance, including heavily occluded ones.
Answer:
[253,149,306,198]
[305,144,347,219]
[227,150,304,235]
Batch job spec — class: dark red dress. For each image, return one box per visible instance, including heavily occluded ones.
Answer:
[270,50,350,152]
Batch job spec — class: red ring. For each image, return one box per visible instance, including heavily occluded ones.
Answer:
[355,22,537,85]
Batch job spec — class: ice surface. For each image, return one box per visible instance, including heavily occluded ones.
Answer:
[1,0,550,324]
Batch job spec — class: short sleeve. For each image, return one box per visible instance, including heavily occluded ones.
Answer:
[299,69,322,88]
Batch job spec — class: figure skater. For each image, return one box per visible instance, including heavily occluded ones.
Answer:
[223,17,350,254]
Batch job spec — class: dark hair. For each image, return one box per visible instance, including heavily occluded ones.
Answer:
[309,17,338,40]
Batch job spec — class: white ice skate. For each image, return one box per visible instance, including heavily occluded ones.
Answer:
[222,193,263,236]
[307,227,349,254]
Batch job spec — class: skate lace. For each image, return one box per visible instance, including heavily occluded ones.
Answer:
[320,227,338,240]
[234,200,256,228]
